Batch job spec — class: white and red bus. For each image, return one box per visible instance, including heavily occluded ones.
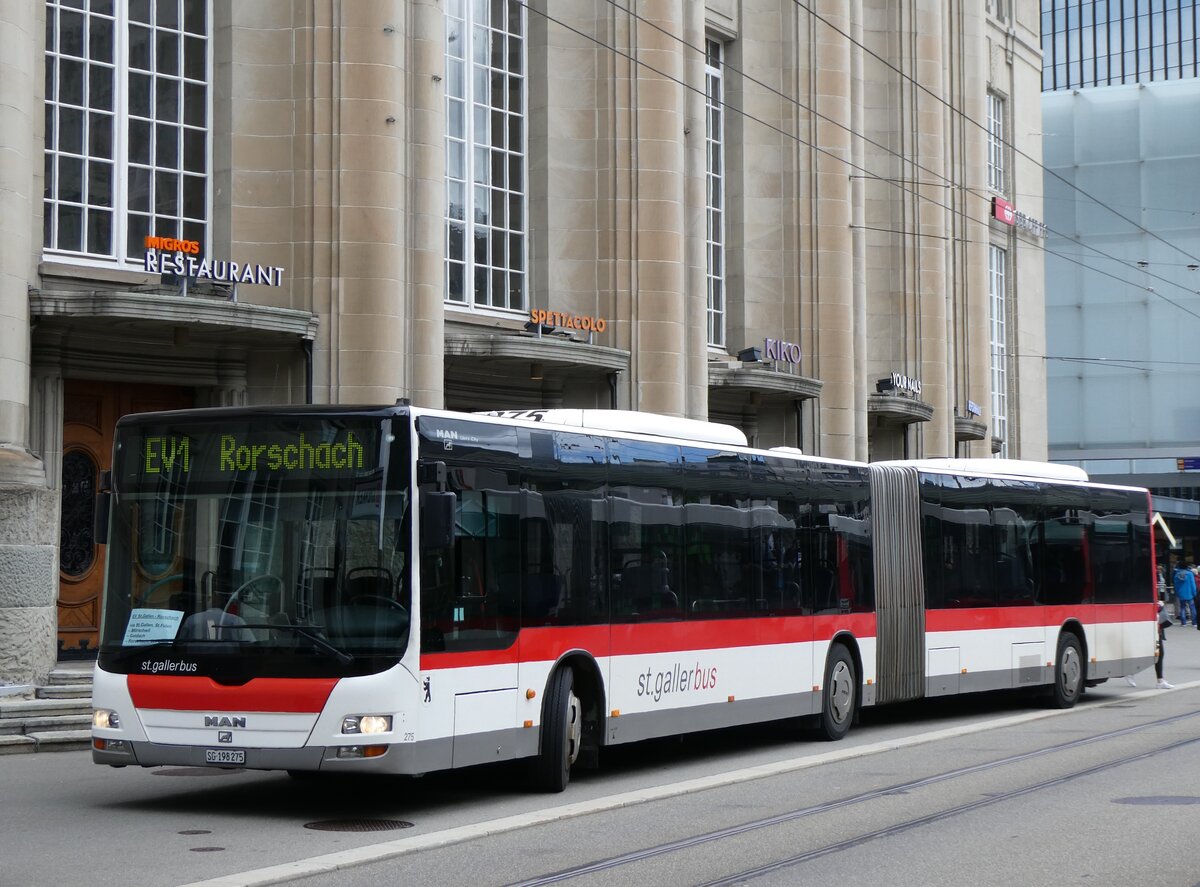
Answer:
[91,405,1156,791]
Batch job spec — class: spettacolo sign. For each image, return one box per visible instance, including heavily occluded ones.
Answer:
[528,309,607,334]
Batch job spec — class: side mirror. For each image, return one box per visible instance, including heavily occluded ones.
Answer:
[94,470,112,545]
[420,491,457,550]
[94,491,111,545]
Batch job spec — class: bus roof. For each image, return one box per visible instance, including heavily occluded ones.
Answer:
[878,458,1091,483]
[473,409,749,447]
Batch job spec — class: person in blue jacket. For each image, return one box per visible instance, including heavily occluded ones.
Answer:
[1173,561,1197,627]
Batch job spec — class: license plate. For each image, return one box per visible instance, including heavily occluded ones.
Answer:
[205,749,245,765]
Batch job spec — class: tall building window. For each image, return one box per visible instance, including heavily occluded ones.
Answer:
[986,92,1005,195]
[44,0,211,265]
[705,39,726,348]
[989,244,1008,457]
[444,0,527,312]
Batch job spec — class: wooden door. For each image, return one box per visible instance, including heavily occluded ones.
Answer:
[58,381,194,658]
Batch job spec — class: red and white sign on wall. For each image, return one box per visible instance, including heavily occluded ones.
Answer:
[991,196,1046,238]
[992,196,1016,224]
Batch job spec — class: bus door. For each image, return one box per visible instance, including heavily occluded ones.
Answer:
[418,456,520,769]
[452,484,520,765]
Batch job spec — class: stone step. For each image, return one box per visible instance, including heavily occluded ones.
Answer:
[28,730,92,752]
[0,697,92,720]
[0,714,92,736]
[36,684,93,700]
[0,734,36,755]
[46,667,95,686]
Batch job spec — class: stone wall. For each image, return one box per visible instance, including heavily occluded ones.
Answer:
[0,470,57,687]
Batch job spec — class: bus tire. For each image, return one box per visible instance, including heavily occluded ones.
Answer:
[530,667,582,793]
[1051,632,1084,709]
[818,645,857,741]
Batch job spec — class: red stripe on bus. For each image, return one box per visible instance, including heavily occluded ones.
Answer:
[418,603,1154,671]
[127,675,338,712]
[610,614,877,655]
[925,603,1155,633]
[419,614,877,671]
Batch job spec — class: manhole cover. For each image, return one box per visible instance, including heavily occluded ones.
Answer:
[303,819,415,833]
[189,847,225,853]
[1114,796,1200,805]
[178,830,212,836]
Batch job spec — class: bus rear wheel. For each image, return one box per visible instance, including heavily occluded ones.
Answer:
[1051,632,1084,709]
[530,667,582,793]
[818,645,857,741]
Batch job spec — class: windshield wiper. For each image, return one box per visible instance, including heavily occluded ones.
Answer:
[235,623,355,665]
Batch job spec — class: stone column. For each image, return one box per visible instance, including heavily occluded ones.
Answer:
[811,0,855,460]
[280,1,412,406]
[29,350,65,491]
[962,5,992,458]
[914,0,950,456]
[405,0,445,408]
[332,1,408,404]
[0,3,56,686]
[681,0,708,420]
[631,0,688,417]
[208,350,249,407]
[0,3,36,454]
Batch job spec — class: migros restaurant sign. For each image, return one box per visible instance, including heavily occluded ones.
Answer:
[142,235,285,287]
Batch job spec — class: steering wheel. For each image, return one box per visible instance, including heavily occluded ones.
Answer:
[222,574,284,616]
[349,594,407,612]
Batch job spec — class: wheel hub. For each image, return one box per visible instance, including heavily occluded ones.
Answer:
[829,661,854,723]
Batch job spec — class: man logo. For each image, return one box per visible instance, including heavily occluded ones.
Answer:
[218,731,233,744]
[204,716,247,728]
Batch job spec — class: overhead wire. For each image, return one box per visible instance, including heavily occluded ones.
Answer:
[792,0,1200,269]
[522,0,1200,319]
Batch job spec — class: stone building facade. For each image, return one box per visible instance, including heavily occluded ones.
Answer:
[0,0,1047,684]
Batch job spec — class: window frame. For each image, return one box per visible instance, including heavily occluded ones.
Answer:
[989,243,1009,457]
[443,0,529,315]
[705,37,726,349]
[43,0,213,271]
[986,91,1006,196]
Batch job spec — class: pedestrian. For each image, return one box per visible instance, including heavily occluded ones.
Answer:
[1173,561,1197,627]
[1126,601,1175,689]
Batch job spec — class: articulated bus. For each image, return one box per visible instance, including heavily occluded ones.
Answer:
[90,405,1156,791]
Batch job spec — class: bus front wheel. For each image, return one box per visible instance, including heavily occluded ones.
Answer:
[1051,633,1084,709]
[530,668,582,793]
[818,645,857,741]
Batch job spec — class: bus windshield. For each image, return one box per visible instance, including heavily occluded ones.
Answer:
[98,412,411,679]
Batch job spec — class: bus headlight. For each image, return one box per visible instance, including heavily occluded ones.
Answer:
[93,709,121,729]
[341,715,392,735]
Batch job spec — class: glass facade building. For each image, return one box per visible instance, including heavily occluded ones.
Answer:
[1042,0,1200,91]
[1041,0,1200,558]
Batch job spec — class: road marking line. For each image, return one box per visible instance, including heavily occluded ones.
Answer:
[178,681,1196,887]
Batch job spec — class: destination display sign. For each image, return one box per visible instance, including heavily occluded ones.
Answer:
[116,419,384,490]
